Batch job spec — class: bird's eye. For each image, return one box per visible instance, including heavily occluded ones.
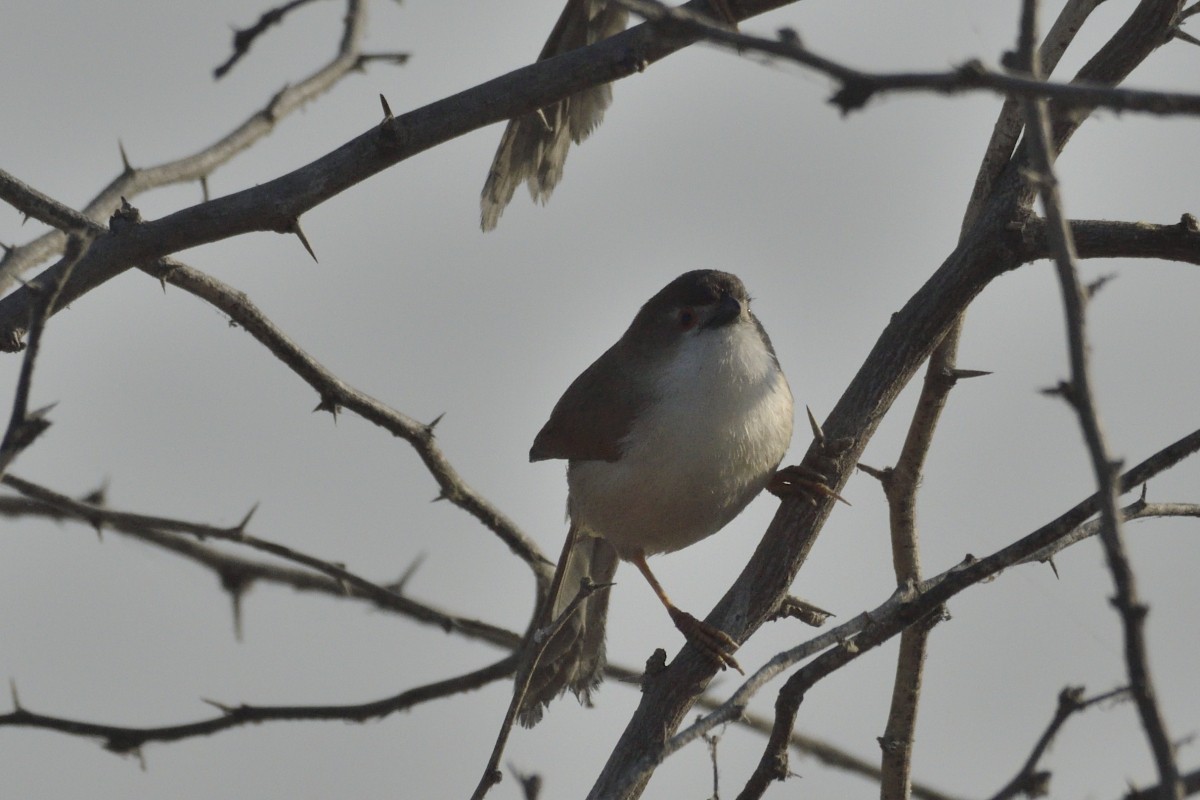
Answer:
[677,307,697,330]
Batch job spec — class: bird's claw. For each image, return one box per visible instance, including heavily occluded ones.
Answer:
[668,607,743,674]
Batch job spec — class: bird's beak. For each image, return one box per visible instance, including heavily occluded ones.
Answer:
[703,293,743,329]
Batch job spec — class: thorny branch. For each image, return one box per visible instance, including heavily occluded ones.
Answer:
[1018,0,1181,793]
[0,656,517,754]
[0,234,92,477]
[621,0,1200,115]
[987,686,1132,800]
[0,0,395,293]
[0,473,518,645]
[603,426,1200,800]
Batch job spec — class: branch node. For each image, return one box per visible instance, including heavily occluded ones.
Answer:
[313,395,341,420]
[770,594,834,627]
[1180,212,1199,232]
[109,197,143,233]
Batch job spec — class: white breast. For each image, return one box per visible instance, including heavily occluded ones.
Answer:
[567,319,794,558]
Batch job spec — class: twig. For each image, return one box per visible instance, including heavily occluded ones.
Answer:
[470,578,613,800]
[213,0,324,79]
[987,686,1131,800]
[0,233,93,473]
[142,258,546,572]
[601,427,1200,800]
[0,656,516,752]
[1018,0,1181,793]
[0,473,517,646]
[619,0,1200,115]
[0,0,389,293]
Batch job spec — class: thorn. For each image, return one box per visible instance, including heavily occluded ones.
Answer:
[1085,273,1116,299]
[289,219,317,262]
[218,571,250,641]
[200,697,235,714]
[233,503,259,536]
[118,139,132,173]
[379,93,394,120]
[432,489,449,503]
[80,478,110,506]
[949,368,992,380]
[313,395,340,420]
[1047,557,1060,579]
[391,552,427,594]
[805,405,825,445]
[199,175,210,203]
[9,679,21,710]
[1137,483,1148,503]
[424,412,446,435]
[856,462,889,482]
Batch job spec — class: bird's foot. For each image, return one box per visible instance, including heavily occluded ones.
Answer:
[769,407,852,504]
[668,606,743,674]
[768,463,848,505]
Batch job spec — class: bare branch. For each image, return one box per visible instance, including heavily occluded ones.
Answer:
[0,0,389,292]
[602,425,1200,799]
[0,233,93,472]
[1018,215,1200,266]
[1019,0,1182,791]
[213,0,325,79]
[987,686,1132,800]
[0,656,516,752]
[0,0,805,347]
[620,0,1199,115]
[0,473,519,647]
[472,578,614,800]
[142,258,545,571]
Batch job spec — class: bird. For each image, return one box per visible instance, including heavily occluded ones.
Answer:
[479,0,739,231]
[518,269,795,726]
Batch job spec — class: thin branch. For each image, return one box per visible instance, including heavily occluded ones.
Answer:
[213,0,324,79]
[0,0,805,348]
[0,233,93,472]
[603,426,1200,800]
[620,0,1200,115]
[0,656,516,753]
[142,258,546,571]
[1019,0,1182,791]
[0,473,518,647]
[1022,499,1200,564]
[0,0,389,292]
[988,686,1132,800]
[471,578,613,800]
[1018,215,1200,266]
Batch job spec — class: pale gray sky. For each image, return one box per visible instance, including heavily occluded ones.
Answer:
[2,1,1198,798]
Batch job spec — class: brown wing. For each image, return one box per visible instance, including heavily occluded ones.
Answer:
[529,340,647,462]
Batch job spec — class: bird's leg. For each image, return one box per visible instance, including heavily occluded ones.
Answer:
[630,551,743,674]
